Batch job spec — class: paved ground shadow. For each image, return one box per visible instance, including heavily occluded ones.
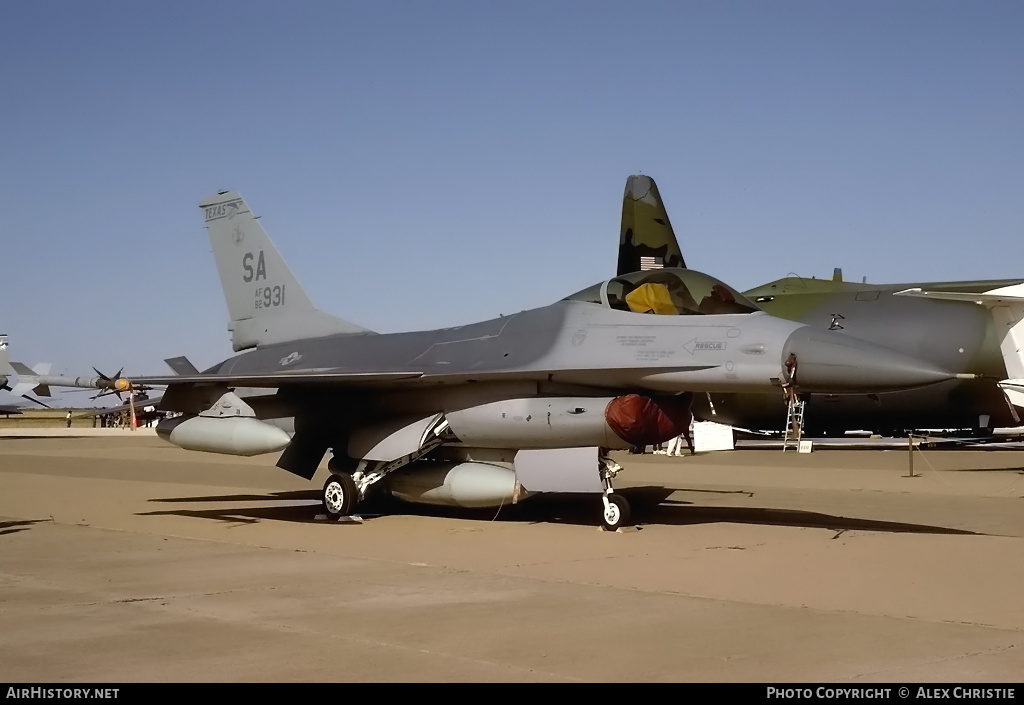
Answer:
[139,485,979,535]
[0,519,48,536]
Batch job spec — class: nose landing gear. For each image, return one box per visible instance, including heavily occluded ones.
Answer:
[599,453,631,531]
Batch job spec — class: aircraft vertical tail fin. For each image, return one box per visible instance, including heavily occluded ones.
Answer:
[200,191,374,352]
[616,175,686,276]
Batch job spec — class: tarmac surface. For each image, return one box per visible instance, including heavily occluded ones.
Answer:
[1,436,1023,683]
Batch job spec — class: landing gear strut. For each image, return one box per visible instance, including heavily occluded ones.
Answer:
[321,429,450,521]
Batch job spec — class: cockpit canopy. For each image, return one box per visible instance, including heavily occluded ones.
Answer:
[563,268,760,316]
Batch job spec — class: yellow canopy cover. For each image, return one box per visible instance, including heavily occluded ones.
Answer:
[625,283,676,315]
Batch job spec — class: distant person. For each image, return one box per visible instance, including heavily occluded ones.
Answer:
[666,425,695,456]
[65,410,72,428]
[666,433,684,456]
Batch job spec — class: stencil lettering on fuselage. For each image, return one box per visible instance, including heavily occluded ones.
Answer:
[682,338,726,354]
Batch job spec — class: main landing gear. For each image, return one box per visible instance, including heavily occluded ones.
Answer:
[322,472,357,518]
[321,449,635,531]
[321,437,445,520]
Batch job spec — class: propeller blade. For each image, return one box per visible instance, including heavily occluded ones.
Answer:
[89,367,127,400]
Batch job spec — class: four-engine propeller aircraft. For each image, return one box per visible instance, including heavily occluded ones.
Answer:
[28,190,967,529]
[616,175,1024,437]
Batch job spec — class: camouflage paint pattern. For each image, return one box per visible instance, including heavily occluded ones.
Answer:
[617,175,685,275]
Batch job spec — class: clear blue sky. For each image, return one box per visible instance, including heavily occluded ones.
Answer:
[2,1,1022,403]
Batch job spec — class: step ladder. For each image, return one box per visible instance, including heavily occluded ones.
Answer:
[782,398,806,452]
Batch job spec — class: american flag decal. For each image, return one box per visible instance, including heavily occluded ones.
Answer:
[640,256,664,270]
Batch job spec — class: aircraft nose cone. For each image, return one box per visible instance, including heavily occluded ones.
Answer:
[782,327,955,393]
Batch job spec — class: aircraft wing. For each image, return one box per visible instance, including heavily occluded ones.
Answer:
[131,370,424,388]
[26,369,426,393]
[26,362,726,397]
[894,288,1024,305]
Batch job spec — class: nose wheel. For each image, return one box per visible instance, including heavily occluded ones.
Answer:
[322,473,358,518]
[598,451,632,531]
[601,493,631,531]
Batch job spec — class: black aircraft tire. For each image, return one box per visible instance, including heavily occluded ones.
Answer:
[323,473,358,517]
[601,494,631,531]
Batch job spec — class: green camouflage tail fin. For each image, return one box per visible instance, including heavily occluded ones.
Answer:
[616,175,686,276]
[200,191,374,352]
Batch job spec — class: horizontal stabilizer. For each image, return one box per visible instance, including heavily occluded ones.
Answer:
[9,380,51,400]
[7,361,53,397]
[9,360,49,374]
[9,362,35,376]
[165,356,200,376]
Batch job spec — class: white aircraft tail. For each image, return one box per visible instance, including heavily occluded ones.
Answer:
[896,284,1024,407]
[200,191,374,352]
